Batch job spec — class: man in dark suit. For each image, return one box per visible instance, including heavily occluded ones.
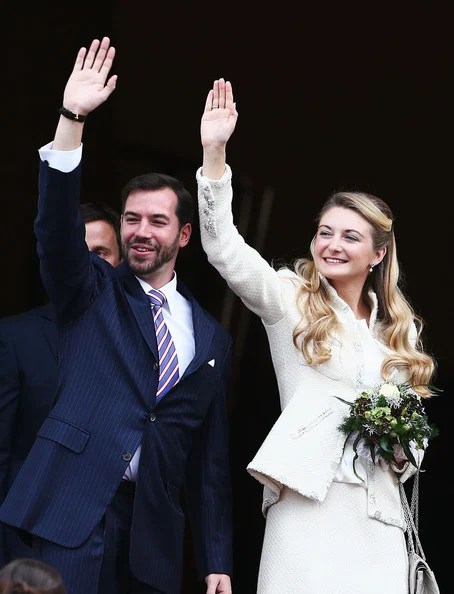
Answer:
[0,202,122,567]
[0,37,233,594]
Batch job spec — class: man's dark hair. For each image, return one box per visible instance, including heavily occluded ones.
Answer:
[0,558,66,593]
[80,202,121,252]
[120,173,194,227]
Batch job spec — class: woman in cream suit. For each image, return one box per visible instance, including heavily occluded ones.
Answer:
[196,79,437,593]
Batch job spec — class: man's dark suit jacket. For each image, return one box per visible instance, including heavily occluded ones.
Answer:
[0,161,233,594]
[0,303,58,566]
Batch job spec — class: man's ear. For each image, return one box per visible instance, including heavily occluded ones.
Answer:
[179,223,192,247]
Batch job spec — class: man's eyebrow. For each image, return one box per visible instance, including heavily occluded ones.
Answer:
[123,210,170,220]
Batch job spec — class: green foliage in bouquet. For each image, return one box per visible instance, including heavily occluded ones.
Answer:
[336,381,440,481]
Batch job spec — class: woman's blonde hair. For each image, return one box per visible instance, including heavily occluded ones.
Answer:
[289,191,436,397]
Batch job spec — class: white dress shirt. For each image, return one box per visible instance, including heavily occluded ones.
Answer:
[124,276,195,481]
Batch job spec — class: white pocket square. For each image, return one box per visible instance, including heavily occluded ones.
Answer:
[207,359,215,367]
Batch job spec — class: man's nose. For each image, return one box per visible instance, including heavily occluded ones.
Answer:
[136,220,152,237]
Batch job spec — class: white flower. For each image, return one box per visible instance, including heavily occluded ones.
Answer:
[378,382,401,403]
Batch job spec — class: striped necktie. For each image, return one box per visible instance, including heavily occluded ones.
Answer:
[147,289,179,400]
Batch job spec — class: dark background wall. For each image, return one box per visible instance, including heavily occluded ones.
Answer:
[3,2,451,592]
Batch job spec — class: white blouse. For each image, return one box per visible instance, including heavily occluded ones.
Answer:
[333,318,388,486]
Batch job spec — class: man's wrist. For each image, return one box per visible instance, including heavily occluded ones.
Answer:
[58,107,87,123]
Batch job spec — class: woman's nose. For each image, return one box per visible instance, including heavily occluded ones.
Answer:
[328,240,342,252]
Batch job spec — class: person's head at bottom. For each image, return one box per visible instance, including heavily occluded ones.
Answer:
[0,558,66,594]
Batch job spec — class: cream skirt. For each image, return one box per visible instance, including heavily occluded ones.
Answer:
[257,482,408,594]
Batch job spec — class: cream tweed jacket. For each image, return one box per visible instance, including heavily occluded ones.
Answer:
[196,165,420,530]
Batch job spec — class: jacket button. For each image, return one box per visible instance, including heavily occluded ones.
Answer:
[149,412,156,422]
[153,362,159,371]
[122,452,132,462]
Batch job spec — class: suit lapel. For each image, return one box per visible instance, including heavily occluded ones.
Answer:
[118,267,215,375]
[177,281,214,377]
[118,264,159,360]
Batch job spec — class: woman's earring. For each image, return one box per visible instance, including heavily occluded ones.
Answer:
[369,263,375,273]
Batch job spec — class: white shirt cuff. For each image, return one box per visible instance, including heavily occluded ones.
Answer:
[38,141,83,173]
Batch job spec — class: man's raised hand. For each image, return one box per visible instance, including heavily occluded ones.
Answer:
[62,36,117,117]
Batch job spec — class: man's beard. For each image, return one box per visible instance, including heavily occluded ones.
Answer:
[122,235,179,278]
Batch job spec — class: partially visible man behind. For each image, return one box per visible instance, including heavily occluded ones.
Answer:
[0,202,121,566]
[81,202,121,267]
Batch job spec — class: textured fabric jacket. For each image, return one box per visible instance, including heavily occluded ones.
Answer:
[196,165,420,530]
